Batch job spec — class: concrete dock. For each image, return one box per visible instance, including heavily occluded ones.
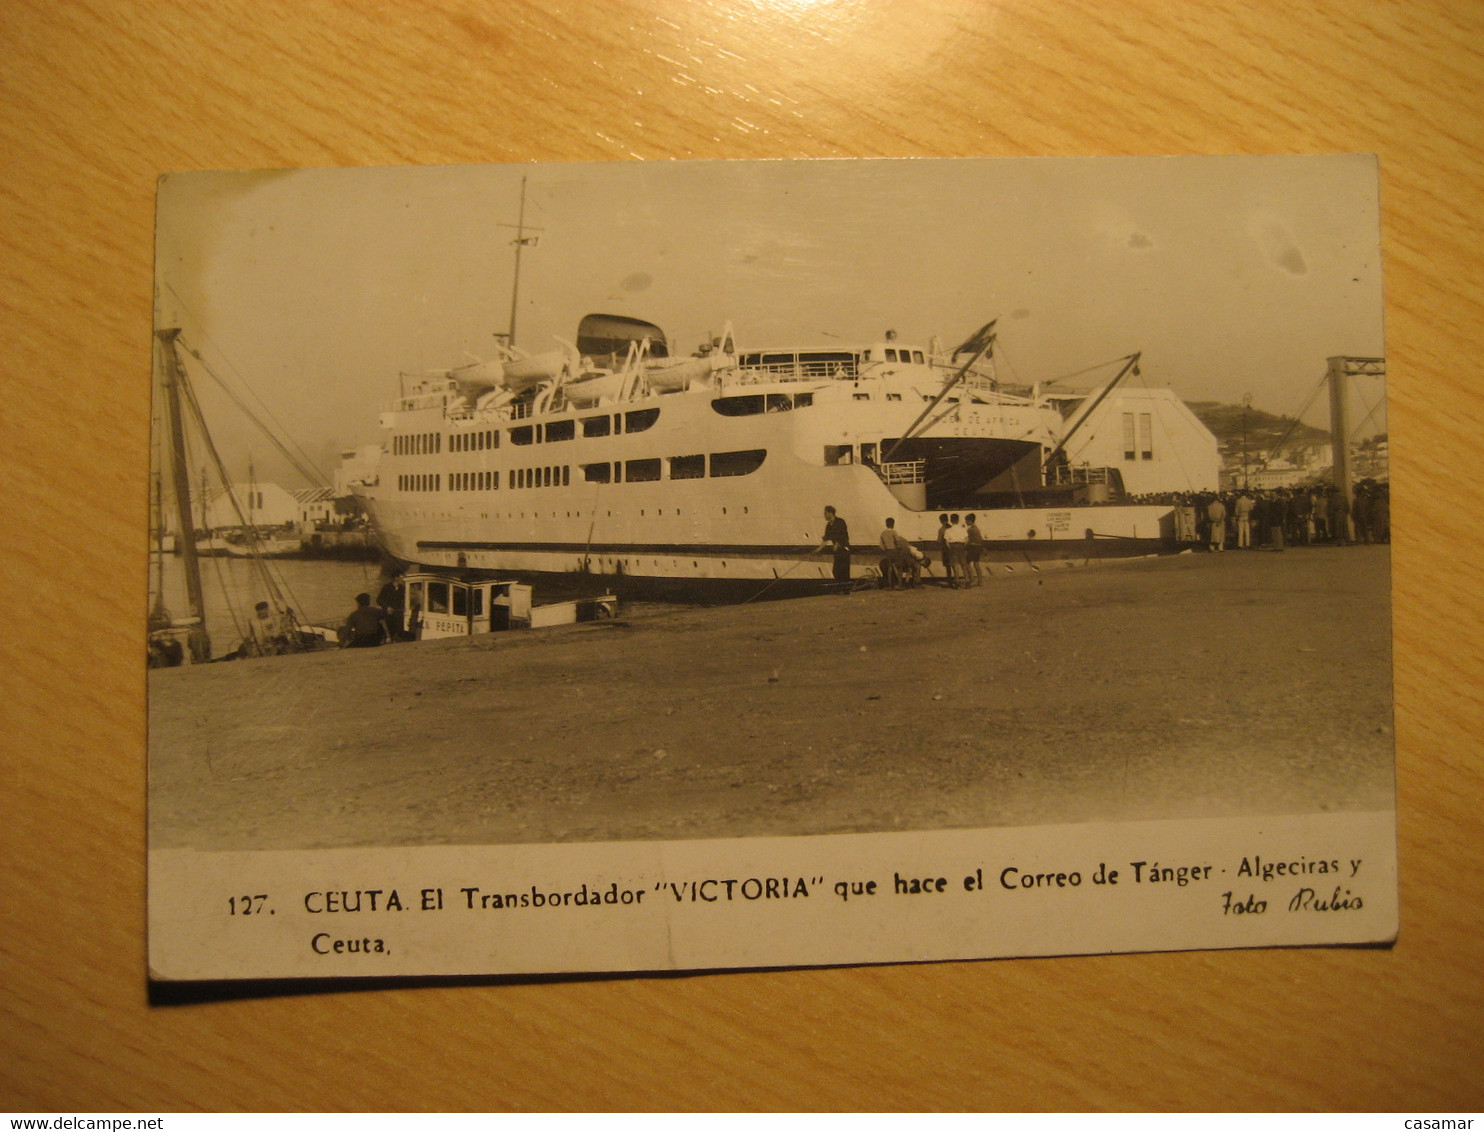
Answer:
[148,545,1394,851]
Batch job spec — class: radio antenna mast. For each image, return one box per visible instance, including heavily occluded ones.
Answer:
[500,175,543,349]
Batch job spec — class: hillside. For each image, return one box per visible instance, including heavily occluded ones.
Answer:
[1186,401,1330,454]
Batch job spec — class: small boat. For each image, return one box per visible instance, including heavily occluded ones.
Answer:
[219,532,303,558]
[561,370,626,407]
[392,572,617,640]
[499,348,569,393]
[643,352,725,394]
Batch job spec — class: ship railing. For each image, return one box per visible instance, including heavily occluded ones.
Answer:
[877,459,927,485]
[1049,464,1113,486]
[925,364,1039,405]
[732,360,859,384]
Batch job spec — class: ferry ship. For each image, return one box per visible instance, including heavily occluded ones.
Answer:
[350,313,1177,588]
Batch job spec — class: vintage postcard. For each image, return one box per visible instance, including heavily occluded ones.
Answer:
[147,156,1395,981]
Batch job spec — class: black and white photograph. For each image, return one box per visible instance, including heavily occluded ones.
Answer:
[146,155,1396,981]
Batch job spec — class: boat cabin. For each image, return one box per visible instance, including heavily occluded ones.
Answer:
[394,572,617,639]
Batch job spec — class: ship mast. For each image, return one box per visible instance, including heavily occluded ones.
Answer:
[501,175,542,349]
[149,467,168,630]
[157,328,211,662]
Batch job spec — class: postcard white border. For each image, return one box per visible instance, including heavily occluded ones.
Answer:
[149,810,1396,980]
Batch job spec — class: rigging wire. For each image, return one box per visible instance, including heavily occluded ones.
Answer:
[1348,372,1388,440]
[1265,374,1329,459]
[182,338,330,490]
[991,338,1025,387]
[164,282,332,489]
[1350,391,1386,441]
[176,355,317,633]
[172,409,250,646]
[1040,353,1139,387]
[742,548,820,604]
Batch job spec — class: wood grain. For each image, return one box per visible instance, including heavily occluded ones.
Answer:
[2,0,1480,1111]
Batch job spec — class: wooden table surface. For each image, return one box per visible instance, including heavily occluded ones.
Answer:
[2,0,1481,1112]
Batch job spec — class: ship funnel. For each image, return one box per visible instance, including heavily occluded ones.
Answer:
[577,313,668,366]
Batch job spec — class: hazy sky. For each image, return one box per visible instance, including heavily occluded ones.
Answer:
[155,155,1386,488]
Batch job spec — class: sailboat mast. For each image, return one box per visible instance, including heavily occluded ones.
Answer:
[157,328,211,662]
[149,467,167,627]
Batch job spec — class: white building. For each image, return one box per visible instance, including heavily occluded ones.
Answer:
[193,482,301,531]
[1056,386,1220,495]
[291,486,337,527]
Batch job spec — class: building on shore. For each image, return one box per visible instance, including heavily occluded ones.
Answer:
[190,481,301,532]
[1053,386,1221,495]
[291,486,337,527]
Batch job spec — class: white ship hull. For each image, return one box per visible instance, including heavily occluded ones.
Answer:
[352,326,1176,587]
[361,455,1170,583]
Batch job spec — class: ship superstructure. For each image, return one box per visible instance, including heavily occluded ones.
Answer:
[350,315,1176,584]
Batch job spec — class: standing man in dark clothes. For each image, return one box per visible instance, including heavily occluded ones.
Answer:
[1267,489,1288,550]
[1290,486,1312,545]
[375,570,407,641]
[342,592,389,648]
[820,506,852,587]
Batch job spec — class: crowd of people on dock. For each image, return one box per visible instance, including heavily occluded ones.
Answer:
[1139,480,1391,552]
[822,482,1390,597]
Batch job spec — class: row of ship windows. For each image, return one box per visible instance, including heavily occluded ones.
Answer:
[397,450,768,494]
[392,393,831,456]
[451,430,499,452]
[394,432,443,455]
[393,410,659,457]
[452,471,499,491]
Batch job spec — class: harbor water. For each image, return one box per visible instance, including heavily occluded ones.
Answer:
[150,553,390,653]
